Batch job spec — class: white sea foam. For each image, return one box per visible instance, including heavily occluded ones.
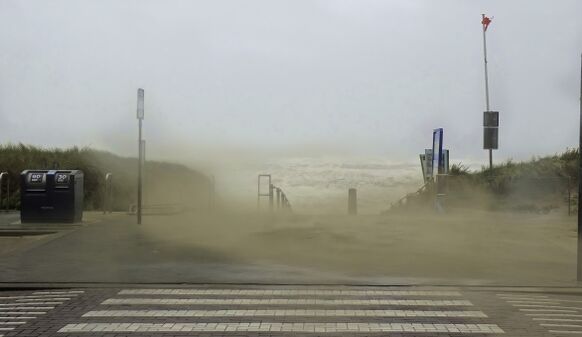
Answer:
[214,156,425,214]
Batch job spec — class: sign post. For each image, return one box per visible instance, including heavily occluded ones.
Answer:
[433,128,445,212]
[137,88,144,225]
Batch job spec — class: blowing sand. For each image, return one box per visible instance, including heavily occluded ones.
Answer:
[140,209,577,285]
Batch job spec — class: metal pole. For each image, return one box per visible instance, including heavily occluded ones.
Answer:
[568,177,572,216]
[103,174,107,214]
[257,175,260,210]
[136,88,144,225]
[577,54,582,281]
[6,177,9,211]
[141,140,146,206]
[137,118,143,224]
[269,184,274,212]
[482,14,493,171]
[208,175,216,210]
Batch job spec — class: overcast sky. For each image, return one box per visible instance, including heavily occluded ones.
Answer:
[0,0,581,164]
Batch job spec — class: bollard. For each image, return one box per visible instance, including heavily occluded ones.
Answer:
[208,175,215,211]
[103,173,113,214]
[0,172,9,211]
[348,188,357,215]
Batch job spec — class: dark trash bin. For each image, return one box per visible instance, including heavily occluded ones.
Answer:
[20,170,84,223]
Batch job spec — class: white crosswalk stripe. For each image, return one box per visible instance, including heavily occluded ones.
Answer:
[15,298,71,302]
[499,293,582,335]
[0,295,73,300]
[103,298,473,306]
[84,309,488,318]
[32,291,84,295]
[0,302,61,306]
[57,288,504,335]
[119,289,462,296]
[59,322,503,333]
[0,290,82,335]
[0,307,54,310]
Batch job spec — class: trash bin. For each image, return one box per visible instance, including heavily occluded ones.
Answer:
[20,170,84,223]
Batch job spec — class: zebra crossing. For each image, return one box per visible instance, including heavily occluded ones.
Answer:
[0,290,84,337]
[498,292,582,336]
[59,288,504,334]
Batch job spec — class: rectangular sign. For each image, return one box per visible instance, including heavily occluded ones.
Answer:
[483,111,499,127]
[484,127,498,149]
[442,149,449,174]
[137,88,144,119]
[432,128,444,175]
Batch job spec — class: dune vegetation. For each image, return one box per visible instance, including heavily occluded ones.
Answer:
[0,144,210,211]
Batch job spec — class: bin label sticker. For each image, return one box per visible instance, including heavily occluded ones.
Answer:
[55,173,69,185]
[29,173,45,185]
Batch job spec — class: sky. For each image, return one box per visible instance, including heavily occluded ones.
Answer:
[0,0,581,165]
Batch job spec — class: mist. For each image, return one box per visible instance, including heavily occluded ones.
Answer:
[0,0,581,167]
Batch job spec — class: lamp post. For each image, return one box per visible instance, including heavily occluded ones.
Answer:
[137,88,144,225]
[577,55,582,281]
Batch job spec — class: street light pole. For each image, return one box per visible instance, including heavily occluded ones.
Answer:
[137,88,144,225]
[577,54,582,281]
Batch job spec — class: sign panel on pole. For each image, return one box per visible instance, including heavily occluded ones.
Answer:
[432,128,444,175]
[483,111,499,149]
[137,88,145,119]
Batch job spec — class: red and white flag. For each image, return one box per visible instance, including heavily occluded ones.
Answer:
[482,15,492,31]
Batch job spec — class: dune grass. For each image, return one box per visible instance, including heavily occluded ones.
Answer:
[0,144,209,211]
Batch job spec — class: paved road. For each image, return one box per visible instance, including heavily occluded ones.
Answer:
[0,285,580,336]
[0,211,577,286]
[0,213,353,284]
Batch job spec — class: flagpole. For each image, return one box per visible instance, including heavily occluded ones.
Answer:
[482,14,493,171]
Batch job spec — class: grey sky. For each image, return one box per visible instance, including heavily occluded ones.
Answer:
[0,0,581,163]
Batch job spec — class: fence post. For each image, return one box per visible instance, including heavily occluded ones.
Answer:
[0,172,8,212]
